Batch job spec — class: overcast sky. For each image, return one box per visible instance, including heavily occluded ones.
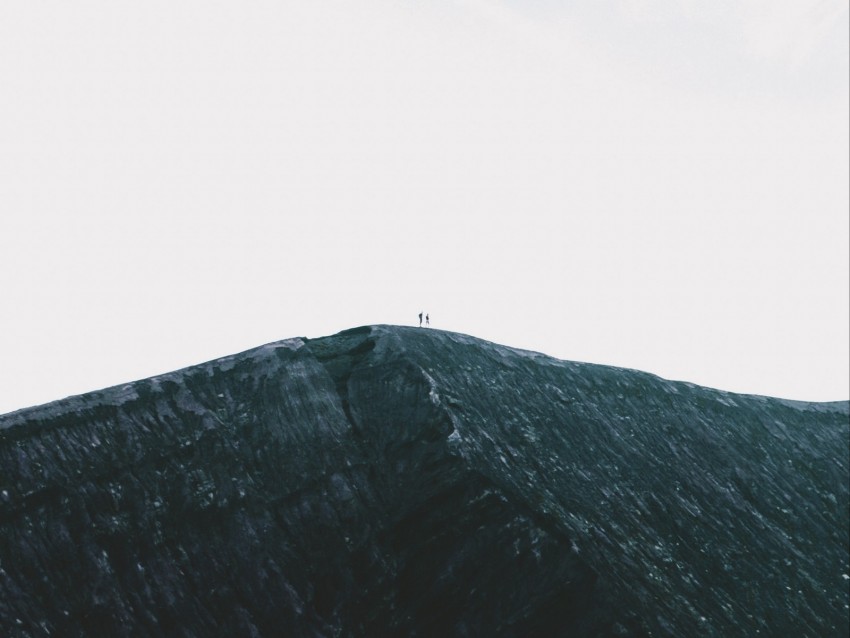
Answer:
[1,0,848,414]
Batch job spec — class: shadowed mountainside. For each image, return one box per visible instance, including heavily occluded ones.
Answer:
[1,325,848,637]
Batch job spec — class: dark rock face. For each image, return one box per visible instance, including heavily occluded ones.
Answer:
[1,325,847,637]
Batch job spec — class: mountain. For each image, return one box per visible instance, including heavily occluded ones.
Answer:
[1,325,847,637]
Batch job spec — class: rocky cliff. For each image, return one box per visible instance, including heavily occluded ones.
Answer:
[1,325,848,637]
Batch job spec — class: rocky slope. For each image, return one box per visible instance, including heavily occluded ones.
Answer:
[1,325,847,637]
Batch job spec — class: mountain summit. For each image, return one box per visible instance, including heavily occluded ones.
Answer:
[1,325,848,636]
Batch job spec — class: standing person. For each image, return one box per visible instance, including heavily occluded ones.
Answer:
[425,313,430,326]
[418,312,423,327]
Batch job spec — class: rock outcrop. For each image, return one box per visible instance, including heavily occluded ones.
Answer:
[1,325,848,636]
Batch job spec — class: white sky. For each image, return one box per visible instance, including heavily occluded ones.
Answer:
[1,0,848,414]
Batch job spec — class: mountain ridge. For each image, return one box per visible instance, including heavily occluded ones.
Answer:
[3,325,846,423]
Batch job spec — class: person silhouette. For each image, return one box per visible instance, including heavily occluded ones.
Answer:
[418,312,423,327]
[425,313,430,326]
